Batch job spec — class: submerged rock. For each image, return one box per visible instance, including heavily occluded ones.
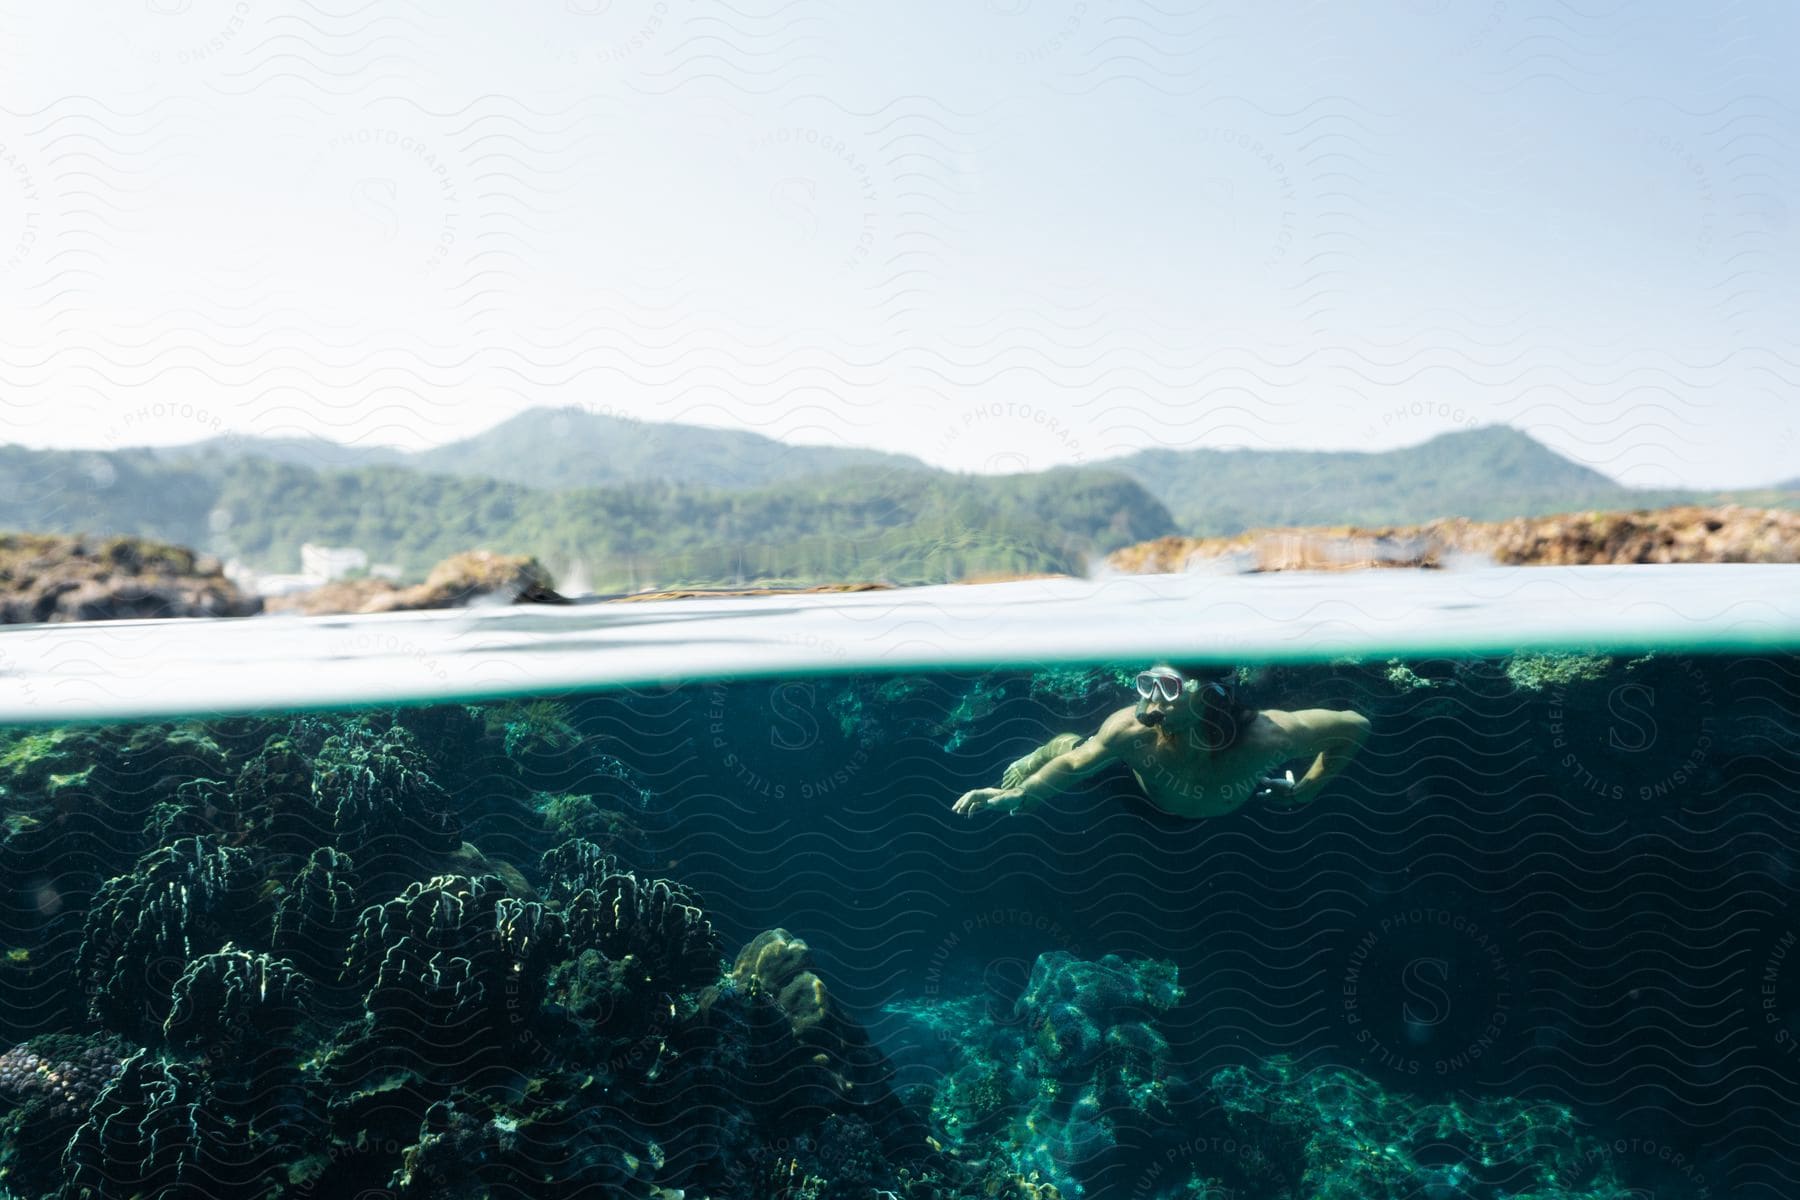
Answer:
[896,950,1186,1196]
[1210,1056,1623,1200]
[726,928,833,1038]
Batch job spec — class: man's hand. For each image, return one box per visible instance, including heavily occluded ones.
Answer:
[1000,756,1033,790]
[1252,770,1301,802]
[953,786,1025,817]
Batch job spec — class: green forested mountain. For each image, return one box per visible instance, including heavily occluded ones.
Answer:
[1111,426,1696,534]
[151,435,409,472]
[154,408,930,492]
[413,408,930,490]
[0,448,1174,588]
[0,446,217,547]
[2,419,1791,590]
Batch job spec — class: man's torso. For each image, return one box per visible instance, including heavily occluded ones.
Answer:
[1106,708,1298,818]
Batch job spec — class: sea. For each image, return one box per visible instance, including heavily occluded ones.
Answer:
[0,565,1796,1200]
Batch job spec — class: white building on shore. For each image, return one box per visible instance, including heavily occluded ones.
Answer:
[300,543,369,581]
[225,543,383,597]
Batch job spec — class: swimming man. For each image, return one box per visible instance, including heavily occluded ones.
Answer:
[952,665,1370,820]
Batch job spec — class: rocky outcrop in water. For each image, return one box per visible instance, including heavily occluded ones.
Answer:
[267,549,568,615]
[1107,504,1800,573]
[0,533,260,623]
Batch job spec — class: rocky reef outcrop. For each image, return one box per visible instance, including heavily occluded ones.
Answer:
[266,549,567,615]
[1108,503,1800,573]
[0,533,260,623]
[895,950,1185,1195]
[1206,1056,1622,1200]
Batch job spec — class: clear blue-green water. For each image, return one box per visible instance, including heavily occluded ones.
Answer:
[0,567,1796,1199]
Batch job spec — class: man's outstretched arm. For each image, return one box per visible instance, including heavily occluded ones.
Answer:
[953,719,1125,817]
[1001,732,1084,789]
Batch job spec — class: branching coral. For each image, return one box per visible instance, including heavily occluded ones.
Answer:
[341,874,551,1075]
[562,871,719,998]
[142,776,234,844]
[163,944,311,1063]
[540,838,720,997]
[495,895,571,982]
[60,1048,269,1200]
[540,837,618,904]
[75,836,259,1037]
[231,734,319,854]
[313,722,461,868]
[272,846,361,981]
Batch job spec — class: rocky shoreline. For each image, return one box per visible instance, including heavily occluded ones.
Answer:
[4,504,1793,625]
[0,534,262,624]
[262,549,567,615]
[1105,504,1800,574]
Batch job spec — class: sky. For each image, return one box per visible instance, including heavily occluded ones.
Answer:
[0,0,1795,487]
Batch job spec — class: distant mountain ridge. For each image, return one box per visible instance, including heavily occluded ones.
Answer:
[2,413,1791,590]
[1109,425,1670,533]
[416,409,930,490]
[156,408,932,491]
[136,410,1783,521]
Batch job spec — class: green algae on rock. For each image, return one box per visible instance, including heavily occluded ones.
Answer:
[1502,650,1616,692]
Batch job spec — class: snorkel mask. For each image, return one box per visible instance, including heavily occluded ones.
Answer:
[1135,668,1236,734]
[1135,668,1187,725]
[1135,670,1185,703]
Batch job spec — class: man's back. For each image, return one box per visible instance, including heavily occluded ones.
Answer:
[1106,707,1343,817]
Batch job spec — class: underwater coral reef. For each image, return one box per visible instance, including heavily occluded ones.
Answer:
[0,654,1743,1197]
[0,708,967,1199]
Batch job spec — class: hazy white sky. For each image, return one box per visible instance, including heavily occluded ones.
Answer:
[0,1,1795,486]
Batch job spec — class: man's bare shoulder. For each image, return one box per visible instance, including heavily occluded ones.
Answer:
[1092,705,1153,748]
[1255,708,1370,744]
